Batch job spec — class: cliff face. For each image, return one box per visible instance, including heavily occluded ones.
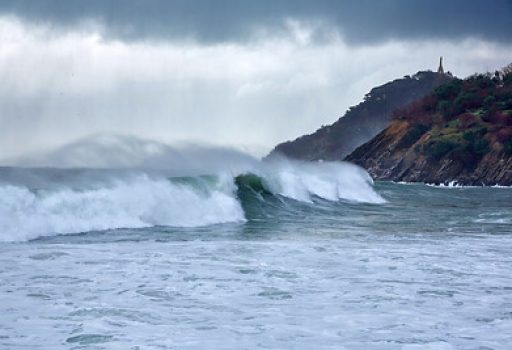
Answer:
[268,71,452,161]
[346,120,512,185]
[346,72,512,185]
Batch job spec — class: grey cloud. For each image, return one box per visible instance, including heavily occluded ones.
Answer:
[0,0,511,44]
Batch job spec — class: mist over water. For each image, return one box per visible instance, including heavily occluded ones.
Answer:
[3,134,260,173]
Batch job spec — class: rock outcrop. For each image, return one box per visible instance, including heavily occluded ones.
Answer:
[346,120,512,185]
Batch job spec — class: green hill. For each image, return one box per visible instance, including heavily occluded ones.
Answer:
[346,64,512,185]
[267,71,452,160]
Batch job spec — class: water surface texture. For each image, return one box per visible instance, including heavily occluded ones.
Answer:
[0,164,511,349]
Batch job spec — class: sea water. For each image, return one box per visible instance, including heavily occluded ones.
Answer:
[0,161,511,349]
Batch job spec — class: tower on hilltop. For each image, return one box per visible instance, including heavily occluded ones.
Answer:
[437,56,444,74]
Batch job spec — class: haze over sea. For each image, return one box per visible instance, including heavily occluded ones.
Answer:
[1,142,511,349]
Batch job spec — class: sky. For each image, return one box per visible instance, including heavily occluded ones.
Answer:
[0,0,511,160]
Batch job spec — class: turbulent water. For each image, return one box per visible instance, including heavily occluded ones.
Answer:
[1,160,511,349]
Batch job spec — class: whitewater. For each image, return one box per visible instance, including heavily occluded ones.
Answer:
[1,151,511,349]
[0,159,383,242]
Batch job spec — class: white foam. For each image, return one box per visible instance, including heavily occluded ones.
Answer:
[0,175,245,242]
[260,160,386,204]
[396,180,512,189]
[0,159,385,242]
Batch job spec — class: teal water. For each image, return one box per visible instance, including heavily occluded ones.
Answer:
[0,165,511,349]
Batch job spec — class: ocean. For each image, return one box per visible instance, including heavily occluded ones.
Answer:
[0,161,511,349]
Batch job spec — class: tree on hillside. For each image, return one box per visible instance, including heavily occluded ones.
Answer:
[503,63,512,75]
[499,63,512,83]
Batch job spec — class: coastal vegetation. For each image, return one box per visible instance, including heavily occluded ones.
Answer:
[395,66,512,160]
[268,71,452,161]
[347,64,512,185]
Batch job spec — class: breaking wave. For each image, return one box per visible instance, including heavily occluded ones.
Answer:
[0,160,385,242]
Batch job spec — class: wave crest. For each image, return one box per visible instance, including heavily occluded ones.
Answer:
[0,160,384,242]
[0,175,245,242]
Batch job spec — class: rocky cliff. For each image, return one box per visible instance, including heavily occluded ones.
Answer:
[346,70,512,185]
[268,71,452,161]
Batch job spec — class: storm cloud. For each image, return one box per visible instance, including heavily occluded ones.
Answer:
[0,1,511,162]
[0,0,510,45]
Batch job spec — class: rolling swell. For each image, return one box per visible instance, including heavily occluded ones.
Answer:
[0,161,384,242]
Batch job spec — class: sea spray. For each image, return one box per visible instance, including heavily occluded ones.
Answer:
[0,162,384,242]
[0,175,245,242]
[4,134,260,173]
[259,159,385,204]
[0,138,385,242]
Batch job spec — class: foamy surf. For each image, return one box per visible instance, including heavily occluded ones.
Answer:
[0,175,245,242]
[260,160,386,204]
[0,159,384,242]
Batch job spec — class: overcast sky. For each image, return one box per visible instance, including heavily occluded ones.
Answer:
[0,0,511,160]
